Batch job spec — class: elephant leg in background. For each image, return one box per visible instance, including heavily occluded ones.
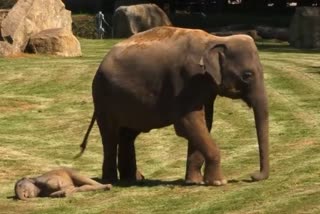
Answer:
[185,96,216,184]
[204,94,216,133]
[176,107,226,186]
[118,128,144,182]
[96,114,119,183]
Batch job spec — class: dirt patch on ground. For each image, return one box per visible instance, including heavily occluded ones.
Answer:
[0,99,38,113]
[290,139,317,149]
[0,146,57,182]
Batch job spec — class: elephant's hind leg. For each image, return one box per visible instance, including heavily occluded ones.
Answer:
[118,128,144,182]
[96,115,119,183]
[174,108,227,186]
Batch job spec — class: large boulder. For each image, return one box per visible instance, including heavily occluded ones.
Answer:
[1,0,72,52]
[113,3,171,38]
[0,41,19,56]
[0,9,9,39]
[0,9,9,25]
[289,7,320,49]
[25,28,82,57]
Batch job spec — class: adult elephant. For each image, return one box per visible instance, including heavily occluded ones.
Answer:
[78,26,269,185]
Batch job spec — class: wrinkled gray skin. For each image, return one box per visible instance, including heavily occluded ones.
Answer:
[79,26,269,185]
[14,168,112,200]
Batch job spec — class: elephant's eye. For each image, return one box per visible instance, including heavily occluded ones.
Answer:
[241,71,253,83]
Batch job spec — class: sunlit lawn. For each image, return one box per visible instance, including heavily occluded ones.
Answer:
[0,38,319,214]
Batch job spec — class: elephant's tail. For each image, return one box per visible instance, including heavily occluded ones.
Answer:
[74,111,96,159]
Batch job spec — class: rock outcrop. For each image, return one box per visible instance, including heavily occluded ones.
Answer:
[0,41,19,56]
[113,3,171,38]
[289,7,320,49]
[0,9,9,39]
[0,0,81,57]
[1,0,72,52]
[26,28,82,57]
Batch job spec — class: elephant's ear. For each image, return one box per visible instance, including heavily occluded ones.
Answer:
[199,44,226,86]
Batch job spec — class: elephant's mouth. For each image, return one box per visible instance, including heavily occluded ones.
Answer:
[218,87,242,99]
[219,89,253,108]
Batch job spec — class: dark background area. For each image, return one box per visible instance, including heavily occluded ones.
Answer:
[61,0,319,14]
[1,0,319,29]
[61,0,319,29]
[1,0,319,39]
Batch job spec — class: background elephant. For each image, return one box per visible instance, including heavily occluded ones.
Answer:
[79,26,269,185]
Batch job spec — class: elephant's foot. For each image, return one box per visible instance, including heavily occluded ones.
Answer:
[185,172,204,185]
[102,177,118,184]
[120,170,145,183]
[102,171,118,184]
[250,170,269,181]
[206,178,228,186]
[203,163,227,186]
[136,170,145,181]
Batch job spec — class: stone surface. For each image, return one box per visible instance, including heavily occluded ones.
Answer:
[1,0,72,52]
[0,9,10,39]
[289,7,320,48]
[113,3,171,38]
[0,41,19,57]
[0,9,9,25]
[26,28,82,57]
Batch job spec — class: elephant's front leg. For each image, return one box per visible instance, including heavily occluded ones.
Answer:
[185,96,216,184]
[175,107,227,186]
[118,128,144,182]
[185,142,205,184]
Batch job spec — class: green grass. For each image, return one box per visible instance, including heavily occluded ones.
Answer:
[0,39,319,214]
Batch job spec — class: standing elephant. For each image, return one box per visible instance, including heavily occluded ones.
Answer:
[78,26,269,185]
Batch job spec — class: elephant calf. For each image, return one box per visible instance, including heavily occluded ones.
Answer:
[78,26,269,186]
[14,168,112,200]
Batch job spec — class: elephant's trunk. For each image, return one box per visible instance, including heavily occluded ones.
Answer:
[250,85,269,181]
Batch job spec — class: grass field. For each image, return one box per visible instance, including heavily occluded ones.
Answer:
[0,39,319,214]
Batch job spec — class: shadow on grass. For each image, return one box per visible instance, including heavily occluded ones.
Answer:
[93,178,242,187]
[257,42,320,54]
[306,66,320,75]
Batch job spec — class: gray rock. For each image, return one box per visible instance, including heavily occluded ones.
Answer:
[26,28,81,57]
[113,3,171,38]
[1,0,72,52]
[289,7,320,49]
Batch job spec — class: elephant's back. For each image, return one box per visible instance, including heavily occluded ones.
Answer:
[91,26,214,131]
